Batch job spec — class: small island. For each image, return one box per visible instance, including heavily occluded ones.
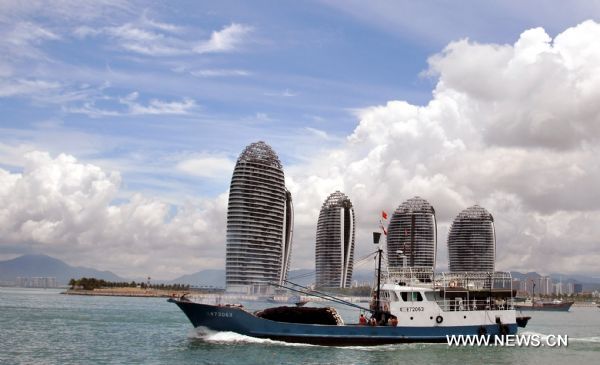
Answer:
[63,277,199,298]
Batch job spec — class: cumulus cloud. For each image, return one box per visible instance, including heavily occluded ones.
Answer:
[427,21,600,150]
[283,20,600,275]
[0,151,227,279]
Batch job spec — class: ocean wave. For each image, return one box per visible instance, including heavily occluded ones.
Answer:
[570,336,600,343]
[335,343,442,351]
[519,330,550,339]
[519,331,600,344]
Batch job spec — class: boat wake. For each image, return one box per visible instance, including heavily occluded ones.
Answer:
[187,328,439,350]
[188,327,314,347]
[520,331,600,344]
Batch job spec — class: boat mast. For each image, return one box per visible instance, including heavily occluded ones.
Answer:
[373,231,382,315]
[376,247,382,312]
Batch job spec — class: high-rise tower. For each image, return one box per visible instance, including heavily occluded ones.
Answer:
[386,196,437,270]
[315,191,355,288]
[225,141,293,294]
[447,205,495,272]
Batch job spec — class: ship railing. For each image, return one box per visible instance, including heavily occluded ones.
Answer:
[435,271,513,291]
[435,298,515,312]
[386,267,435,286]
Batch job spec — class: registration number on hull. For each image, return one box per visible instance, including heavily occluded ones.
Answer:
[397,307,425,312]
[208,311,233,318]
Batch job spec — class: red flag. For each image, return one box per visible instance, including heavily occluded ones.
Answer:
[381,210,388,220]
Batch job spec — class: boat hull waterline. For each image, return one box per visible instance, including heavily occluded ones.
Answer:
[515,301,574,312]
[169,299,518,346]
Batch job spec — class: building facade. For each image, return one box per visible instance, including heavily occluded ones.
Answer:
[225,141,293,294]
[386,196,437,270]
[447,205,496,272]
[315,191,355,288]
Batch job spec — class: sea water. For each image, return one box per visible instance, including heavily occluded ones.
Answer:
[1,287,598,365]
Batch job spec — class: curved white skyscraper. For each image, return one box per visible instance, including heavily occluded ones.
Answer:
[447,205,495,272]
[386,196,437,270]
[315,191,355,288]
[225,141,293,294]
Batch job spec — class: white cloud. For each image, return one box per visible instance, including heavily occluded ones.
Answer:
[264,88,297,97]
[120,92,197,115]
[74,21,253,56]
[305,127,329,140]
[1,21,61,61]
[189,69,251,77]
[6,22,60,46]
[426,21,600,150]
[3,21,600,279]
[0,151,227,279]
[194,23,253,54]
[176,155,235,179]
[0,79,61,98]
[66,91,197,117]
[282,20,600,274]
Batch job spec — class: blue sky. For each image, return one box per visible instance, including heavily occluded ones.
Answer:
[2,1,600,279]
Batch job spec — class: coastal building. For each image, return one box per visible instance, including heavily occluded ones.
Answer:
[225,141,294,294]
[315,191,355,288]
[540,276,552,295]
[16,276,58,288]
[447,205,496,272]
[386,196,437,270]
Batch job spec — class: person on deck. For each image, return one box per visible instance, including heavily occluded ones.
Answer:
[359,314,367,325]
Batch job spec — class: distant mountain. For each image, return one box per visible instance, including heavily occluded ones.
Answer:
[510,271,600,291]
[0,254,126,285]
[168,269,225,287]
[510,271,600,284]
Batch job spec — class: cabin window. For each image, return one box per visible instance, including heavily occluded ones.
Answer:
[399,291,423,302]
[386,290,398,300]
[424,292,437,301]
[412,292,423,302]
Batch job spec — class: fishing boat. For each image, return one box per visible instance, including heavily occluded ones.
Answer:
[514,298,574,312]
[513,281,574,312]
[169,233,529,345]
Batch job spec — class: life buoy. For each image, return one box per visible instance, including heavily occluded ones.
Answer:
[435,315,443,324]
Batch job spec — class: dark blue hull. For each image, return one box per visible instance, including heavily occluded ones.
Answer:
[515,302,573,312]
[169,299,518,346]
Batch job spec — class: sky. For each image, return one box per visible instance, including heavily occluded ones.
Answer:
[1,0,600,280]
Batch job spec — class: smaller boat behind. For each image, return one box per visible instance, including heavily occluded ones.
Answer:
[514,298,574,312]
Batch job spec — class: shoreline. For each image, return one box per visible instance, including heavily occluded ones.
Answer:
[62,288,188,298]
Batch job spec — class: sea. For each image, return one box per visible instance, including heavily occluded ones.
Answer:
[1,287,598,365]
